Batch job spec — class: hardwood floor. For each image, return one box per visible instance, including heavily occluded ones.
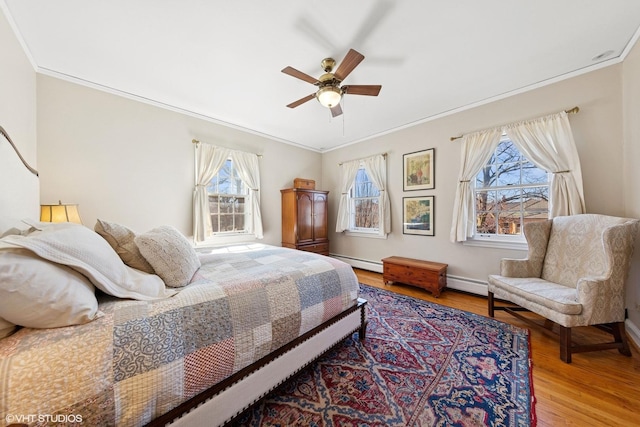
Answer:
[354,268,640,426]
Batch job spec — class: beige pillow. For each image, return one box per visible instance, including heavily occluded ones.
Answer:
[94,219,155,274]
[135,225,201,288]
[0,247,102,329]
[2,223,177,301]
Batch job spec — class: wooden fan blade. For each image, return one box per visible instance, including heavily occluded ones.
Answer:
[333,49,365,81]
[344,85,381,96]
[330,103,343,117]
[286,93,316,108]
[281,66,319,84]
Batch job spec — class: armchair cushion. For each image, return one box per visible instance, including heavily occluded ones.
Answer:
[488,276,581,315]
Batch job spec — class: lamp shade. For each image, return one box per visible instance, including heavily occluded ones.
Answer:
[40,201,82,224]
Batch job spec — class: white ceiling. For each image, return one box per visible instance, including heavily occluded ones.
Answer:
[4,1,640,152]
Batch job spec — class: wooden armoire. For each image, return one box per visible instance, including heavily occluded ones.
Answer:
[281,188,329,255]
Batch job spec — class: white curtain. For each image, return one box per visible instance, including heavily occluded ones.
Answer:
[449,128,503,242]
[505,111,585,217]
[335,159,362,232]
[362,154,391,235]
[231,150,263,239]
[193,144,229,242]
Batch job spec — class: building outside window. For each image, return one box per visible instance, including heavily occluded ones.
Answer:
[349,166,380,233]
[474,136,549,239]
[207,159,249,234]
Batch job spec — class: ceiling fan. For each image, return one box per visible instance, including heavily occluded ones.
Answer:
[282,48,382,117]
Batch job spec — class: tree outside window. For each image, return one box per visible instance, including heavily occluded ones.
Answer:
[474,137,549,237]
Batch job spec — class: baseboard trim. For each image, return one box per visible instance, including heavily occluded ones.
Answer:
[625,318,640,350]
[331,254,488,296]
[331,254,383,273]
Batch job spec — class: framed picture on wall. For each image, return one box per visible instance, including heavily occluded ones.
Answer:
[403,148,435,191]
[403,196,435,236]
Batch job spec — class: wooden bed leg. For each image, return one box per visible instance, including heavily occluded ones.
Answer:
[358,301,368,341]
[560,326,572,363]
[488,292,495,317]
[359,321,368,341]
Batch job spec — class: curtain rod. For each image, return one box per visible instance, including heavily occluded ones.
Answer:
[449,106,580,142]
[0,125,39,177]
[192,139,263,157]
[338,152,387,166]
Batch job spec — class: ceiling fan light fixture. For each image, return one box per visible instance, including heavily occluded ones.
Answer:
[316,86,342,108]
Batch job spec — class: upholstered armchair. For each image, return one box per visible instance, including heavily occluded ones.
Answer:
[488,214,639,363]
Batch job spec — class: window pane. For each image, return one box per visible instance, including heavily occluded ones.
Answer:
[495,140,521,163]
[476,190,497,213]
[476,211,497,234]
[498,211,521,235]
[496,164,521,187]
[234,214,245,231]
[235,197,245,213]
[496,188,521,212]
[475,166,496,188]
[210,214,219,233]
[354,199,379,228]
[208,195,219,213]
[522,187,549,211]
[522,162,548,185]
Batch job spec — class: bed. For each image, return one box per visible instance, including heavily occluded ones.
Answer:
[0,134,366,426]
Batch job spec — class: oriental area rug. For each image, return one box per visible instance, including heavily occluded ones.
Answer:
[231,283,535,426]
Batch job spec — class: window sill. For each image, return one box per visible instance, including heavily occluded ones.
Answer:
[462,237,528,251]
[194,233,257,248]
[344,230,387,239]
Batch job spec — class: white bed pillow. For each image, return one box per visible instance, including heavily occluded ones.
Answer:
[135,225,201,288]
[1,223,177,301]
[0,247,101,329]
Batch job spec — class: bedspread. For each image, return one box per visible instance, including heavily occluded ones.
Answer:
[0,244,359,426]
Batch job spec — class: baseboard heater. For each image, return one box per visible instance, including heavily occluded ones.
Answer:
[330,253,488,296]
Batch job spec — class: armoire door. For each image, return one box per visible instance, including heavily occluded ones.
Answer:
[312,192,328,241]
[296,191,314,243]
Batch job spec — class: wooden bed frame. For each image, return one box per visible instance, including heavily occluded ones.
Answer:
[1,129,368,427]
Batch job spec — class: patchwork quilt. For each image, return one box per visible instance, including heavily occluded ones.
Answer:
[0,244,359,426]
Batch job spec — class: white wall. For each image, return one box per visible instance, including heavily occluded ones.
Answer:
[323,64,627,294]
[0,6,38,223]
[36,75,322,245]
[622,37,640,342]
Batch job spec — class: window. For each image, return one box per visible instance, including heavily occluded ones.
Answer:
[473,136,549,240]
[349,166,381,233]
[206,159,249,234]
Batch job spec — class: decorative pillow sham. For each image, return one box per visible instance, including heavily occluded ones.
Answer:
[2,223,177,301]
[0,247,101,329]
[94,219,155,274]
[135,225,201,288]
